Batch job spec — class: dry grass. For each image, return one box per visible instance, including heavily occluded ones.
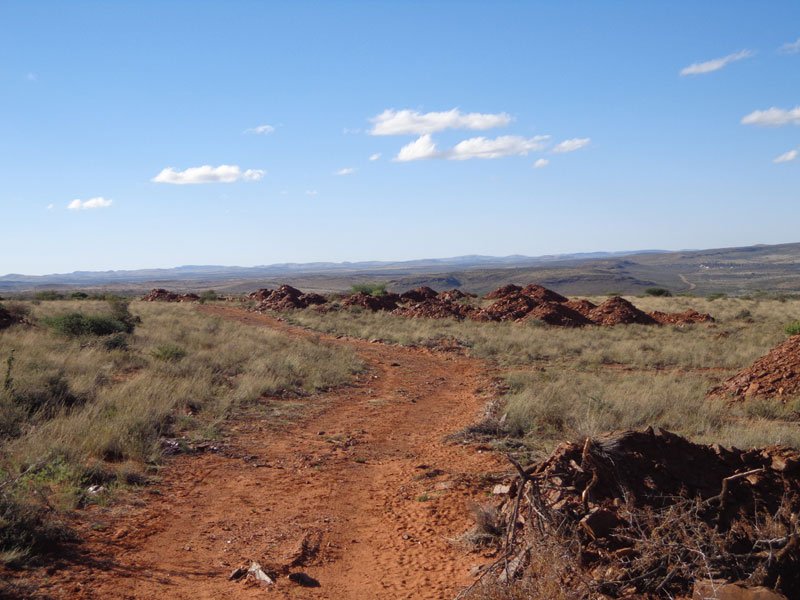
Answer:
[0,299,362,563]
[288,297,800,453]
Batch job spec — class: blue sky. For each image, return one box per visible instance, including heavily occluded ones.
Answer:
[2,1,799,275]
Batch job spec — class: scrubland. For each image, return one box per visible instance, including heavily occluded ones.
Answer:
[0,299,361,566]
[288,295,800,453]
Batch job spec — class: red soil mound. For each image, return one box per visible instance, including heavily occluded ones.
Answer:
[436,289,468,302]
[473,293,539,322]
[253,285,317,311]
[493,428,800,597]
[648,309,715,325]
[393,298,475,320]
[342,291,398,312]
[563,298,597,317]
[708,335,800,402]
[246,283,714,330]
[484,284,522,299]
[399,286,439,303]
[587,296,658,326]
[141,289,199,302]
[520,283,568,303]
[522,300,594,327]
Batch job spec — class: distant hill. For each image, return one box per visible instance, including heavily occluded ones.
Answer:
[2,242,800,296]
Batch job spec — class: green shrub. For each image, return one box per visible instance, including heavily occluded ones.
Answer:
[12,372,84,417]
[106,297,139,333]
[349,282,387,296]
[152,344,187,362]
[706,292,727,301]
[643,287,672,297]
[6,302,29,321]
[43,313,127,337]
[197,290,218,304]
[69,292,89,300]
[103,333,129,351]
[784,321,800,336]
[32,290,64,301]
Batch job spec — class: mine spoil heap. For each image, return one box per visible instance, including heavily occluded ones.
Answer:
[708,335,800,402]
[141,288,199,302]
[245,283,714,328]
[481,428,800,599]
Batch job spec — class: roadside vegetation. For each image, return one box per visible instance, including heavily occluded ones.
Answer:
[288,295,800,453]
[0,299,362,567]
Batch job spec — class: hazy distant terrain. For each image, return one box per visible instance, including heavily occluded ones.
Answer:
[2,242,800,296]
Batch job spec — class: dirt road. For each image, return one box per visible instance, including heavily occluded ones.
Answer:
[678,273,696,291]
[38,307,504,600]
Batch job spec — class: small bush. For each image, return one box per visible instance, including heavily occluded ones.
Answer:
[32,290,64,301]
[44,313,127,337]
[198,290,218,304]
[349,282,387,296]
[643,287,672,297]
[12,372,84,417]
[3,302,30,320]
[152,344,187,362]
[784,321,800,336]
[706,292,727,301]
[69,292,89,300]
[106,297,139,333]
[103,333,129,351]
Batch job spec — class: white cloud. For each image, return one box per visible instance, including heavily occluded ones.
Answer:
[152,165,265,184]
[26,73,37,82]
[552,138,591,153]
[741,106,800,127]
[369,153,381,161]
[370,108,513,135]
[335,167,357,175]
[679,49,754,76]
[244,124,275,135]
[395,134,440,161]
[394,134,550,161]
[46,203,54,211]
[448,135,549,160]
[305,190,318,196]
[778,38,800,55]
[533,158,549,168]
[774,147,799,163]
[68,197,112,210]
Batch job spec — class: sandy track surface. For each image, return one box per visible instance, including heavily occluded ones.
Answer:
[37,306,504,600]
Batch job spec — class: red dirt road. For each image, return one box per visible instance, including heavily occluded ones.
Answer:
[37,306,504,600]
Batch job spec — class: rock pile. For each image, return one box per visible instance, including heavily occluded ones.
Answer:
[245,283,714,329]
[708,335,800,402]
[141,289,199,302]
[485,428,800,598]
[248,285,327,311]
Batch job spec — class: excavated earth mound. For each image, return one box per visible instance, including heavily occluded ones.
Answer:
[520,283,568,303]
[490,428,800,598]
[521,300,594,327]
[141,289,199,302]
[245,283,714,330]
[252,285,321,311]
[648,309,715,325]
[473,292,539,322]
[399,286,439,303]
[393,298,476,320]
[342,291,399,312]
[708,335,800,402]
[437,289,471,302]
[484,284,522,300]
[587,296,658,326]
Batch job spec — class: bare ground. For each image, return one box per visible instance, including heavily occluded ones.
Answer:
[29,306,504,600]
